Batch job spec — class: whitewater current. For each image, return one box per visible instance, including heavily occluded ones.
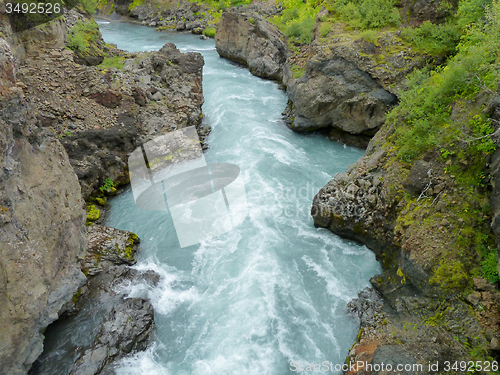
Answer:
[93,21,380,375]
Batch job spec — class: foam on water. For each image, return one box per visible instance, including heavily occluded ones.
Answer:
[99,22,381,375]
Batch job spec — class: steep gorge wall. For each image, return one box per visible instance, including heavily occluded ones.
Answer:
[0,38,87,375]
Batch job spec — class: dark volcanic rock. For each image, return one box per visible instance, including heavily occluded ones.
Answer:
[287,57,397,133]
[69,298,154,375]
[215,12,289,81]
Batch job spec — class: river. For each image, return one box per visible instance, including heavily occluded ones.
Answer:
[37,21,382,375]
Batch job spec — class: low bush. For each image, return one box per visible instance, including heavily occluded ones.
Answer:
[285,16,315,43]
[401,21,461,57]
[67,20,100,53]
[334,0,401,29]
[388,0,500,162]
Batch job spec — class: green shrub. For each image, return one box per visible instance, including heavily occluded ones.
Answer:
[335,0,401,29]
[481,252,499,283]
[281,7,300,23]
[68,32,88,52]
[100,178,114,193]
[388,0,500,162]
[401,21,461,57]
[319,22,332,37]
[285,16,315,43]
[216,0,226,11]
[203,27,216,38]
[67,20,99,53]
[456,0,493,29]
[79,0,98,14]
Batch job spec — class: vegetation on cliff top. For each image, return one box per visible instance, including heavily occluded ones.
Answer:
[384,0,500,290]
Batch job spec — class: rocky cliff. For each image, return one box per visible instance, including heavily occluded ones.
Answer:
[18,34,204,199]
[285,25,425,137]
[0,8,206,373]
[0,36,87,375]
[311,88,500,371]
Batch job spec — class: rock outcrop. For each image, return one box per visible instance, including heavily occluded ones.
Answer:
[0,37,87,375]
[311,93,500,370]
[215,12,289,81]
[17,33,204,198]
[69,297,155,375]
[30,225,160,375]
[285,24,426,141]
[67,226,155,375]
[399,0,459,25]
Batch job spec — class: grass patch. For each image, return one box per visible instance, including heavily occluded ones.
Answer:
[98,56,125,69]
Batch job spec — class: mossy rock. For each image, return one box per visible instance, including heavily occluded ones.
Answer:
[86,204,101,225]
[95,197,107,206]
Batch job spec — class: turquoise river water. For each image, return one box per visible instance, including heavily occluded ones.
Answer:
[47,21,381,375]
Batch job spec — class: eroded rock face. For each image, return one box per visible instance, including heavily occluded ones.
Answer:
[69,298,154,375]
[83,225,140,276]
[215,12,289,81]
[312,94,500,370]
[0,38,87,375]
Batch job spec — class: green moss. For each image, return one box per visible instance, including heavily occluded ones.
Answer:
[122,232,139,261]
[86,204,100,225]
[72,288,82,304]
[95,197,107,206]
[430,259,471,290]
[128,0,144,11]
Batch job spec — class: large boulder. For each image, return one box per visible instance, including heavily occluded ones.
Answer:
[215,12,289,81]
